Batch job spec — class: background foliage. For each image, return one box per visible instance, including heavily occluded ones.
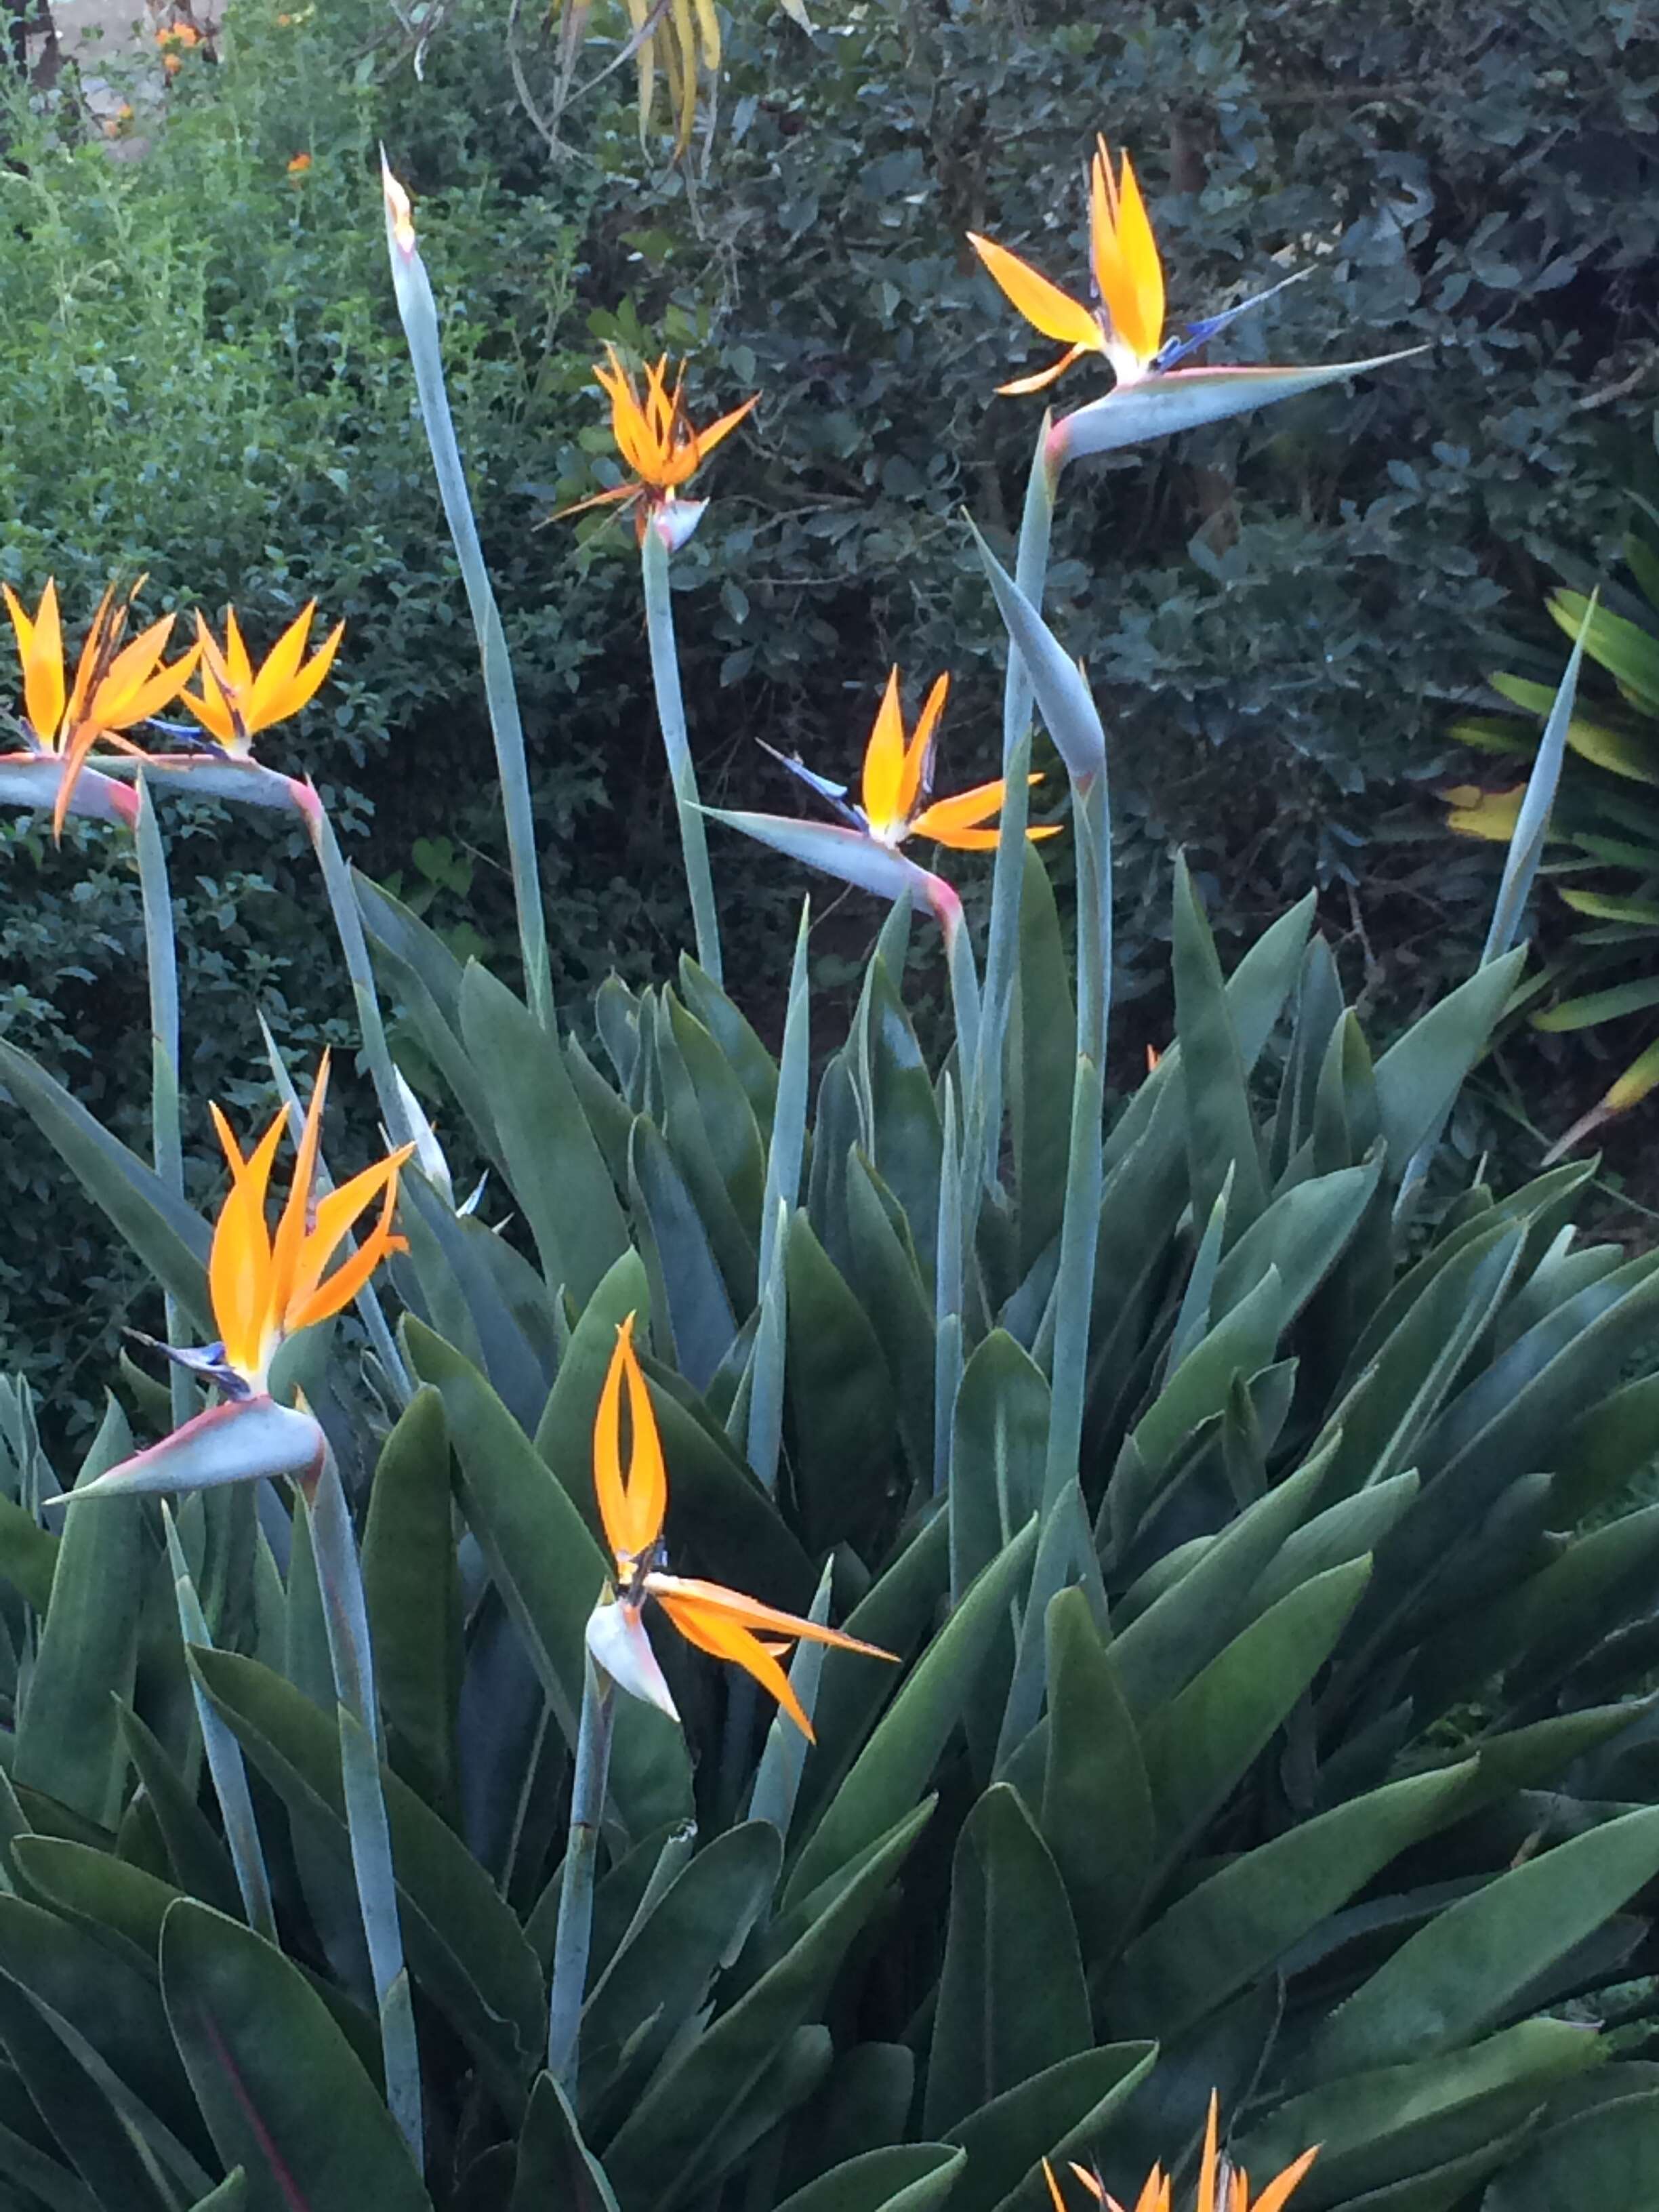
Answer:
[6,0,1659,1414]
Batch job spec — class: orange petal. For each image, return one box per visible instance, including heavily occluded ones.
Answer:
[655,1586,815,1738]
[285,1176,409,1335]
[270,1054,330,1322]
[209,1109,286,1376]
[4,579,66,743]
[898,672,950,820]
[1246,2148,1318,2212]
[1197,2092,1221,2212]
[909,775,1009,846]
[861,667,908,834]
[245,602,318,727]
[967,232,1105,352]
[996,345,1090,397]
[689,389,760,468]
[1066,2163,1106,2205]
[593,1315,668,1565]
[1092,143,1164,365]
[285,1145,415,1323]
[262,617,342,726]
[1044,2160,1069,2212]
[645,1571,898,1660]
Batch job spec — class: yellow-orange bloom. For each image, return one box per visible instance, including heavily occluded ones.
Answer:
[970,136,1165,394]
[769,667,1061,855]
[1044,2094,1317,2212]
[204,1054,412,1394]
[587,1317,896,1738]
[180,603,344,756]
[2,579,199,835]
[557,345,758,544]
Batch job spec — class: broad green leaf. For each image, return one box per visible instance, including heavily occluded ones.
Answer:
[1551,1372,1659,1521]
[602,1805,932,2212]
[0,1040,211,1332]
[781,2044,918,2188]
[1483,2087,1659,2212]
[15,1400,143,1826]
[403,1317,691,1839]
[400,1178,552,1435]
[458,964,630,1305]
[0,1894,205,2154]
[1040,1589,1153,1975]
[0,1971,180,2212]
[925,1786,1090,2135]
[949,1330,1048,1606]
[161,1900,434,2212]
[1109,1447,1331,1716]
[1297,1806,1659,2084]
[191,1647,544,2111]
[115,1704,243,1917]
[1244,2020,1600,2204]
[1315,1221,1525,1498]
[677,954,781,1134]
[1109,1763,1476,2040]
[629,1116,737,1389]
[786,1519,1038,1907]
[653,994,758,1309]
[785,1213,898,1555]
[1128,1267,1287,1480]
[943,2044,1156,2212]
[1173,853,1267,1239]
[190,2177,248,2210]
[795,1514,950,1839]
[1370,951,1527,1171]
[12,1836,184,1979]
[773,2146,966,2212]
[582,1823,782,2104]
[0,1492,57,1613]
[361,1387,462,1822]
[665,990,766,1231]
[511,2070,621,2212]
[1140,1560,1370,1853]
[846,1152,937,1487]
[1211,1164,1379,1326]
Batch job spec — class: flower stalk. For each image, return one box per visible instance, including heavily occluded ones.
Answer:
[546,1652,617,2095]
[381,155,553,1029]
[642,520,724,984]
[132,776,192,1432]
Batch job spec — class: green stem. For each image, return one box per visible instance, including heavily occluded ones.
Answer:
[641,525,722,984]
[978,418,1059,1185]
[933,1073,964,1497]
[305,1453,424,2165]
[161,1505,277,1942]
[306,798,415,1151]
[384,204,552,1027]
[133,779,191,1431]
[547,1657,617,2099]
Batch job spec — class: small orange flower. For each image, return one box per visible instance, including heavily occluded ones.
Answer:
[2,579,199,835]
[765,666,1061,855]
[970,137,1165,394]
[180,603,344,757]
[585,1317,896,1737]
[557,344,758,546]
[1044,2094,1317,2212]
[287,151,312,176]
[195,1053,413,1395]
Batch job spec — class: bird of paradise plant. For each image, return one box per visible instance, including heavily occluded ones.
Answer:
[549,1312,896,2093]
[56,1052,412,1500]
[558,342,760,987]
[762,665,1061,855]
[1045,2095,1317,2212]
[558,342,759,551]
[0,578,198,832]
[586,1313,896,1732]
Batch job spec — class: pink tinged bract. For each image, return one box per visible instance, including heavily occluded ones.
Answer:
[43,1395,326,1507]
[707,807,961,930]
[101,754,320,821]
[587,1597,680,1721]
[0,754,140,827]
[1050,350,1429,466]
